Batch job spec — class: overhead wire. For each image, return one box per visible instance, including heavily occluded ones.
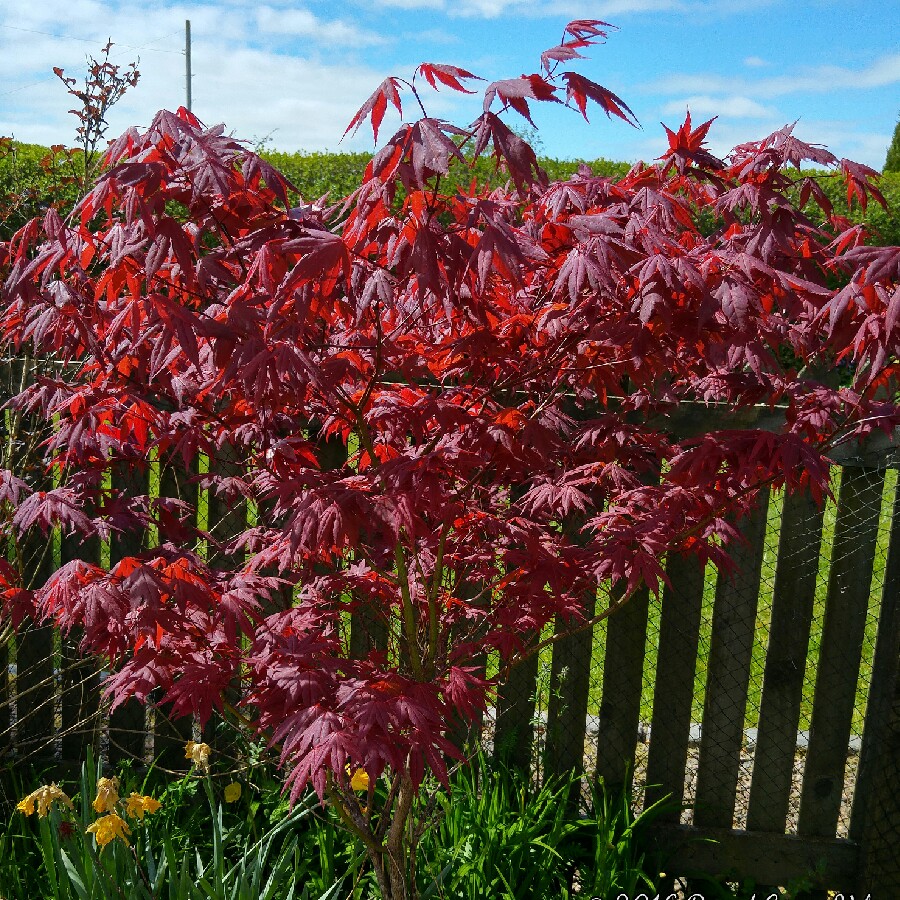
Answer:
[0,26,183,99]
[0,23,184,54]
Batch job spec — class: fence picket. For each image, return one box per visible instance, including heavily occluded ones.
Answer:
[15,485,57,759]
[593,583,650,797]
[202,444,249,764]
[0,358,11,753]
[445,581,488,752]
[851,478,900,893]
[694,489,770,828]
[543,513,596,786]
[493,648,540,776]
[205,444,247,570]
[13,621,55,759]
[797,466,885,837]
[492,485,539,775]
[644,551,706,815]
[59,531,101,762]
[543,587,595,785]
[107,462,150,765]
[150,458,196,770]
[747,487,826,832]
[59,630,100,762]
[0,623,7,754]
[311,427,386,658]
[592,466,660,798]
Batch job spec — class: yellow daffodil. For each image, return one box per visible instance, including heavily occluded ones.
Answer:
[16,784,73,818]
[92,776,120,814]
[349,768,369,792]
[87,812,131,848]
[223,782,241,803]
[124,792,161,820]
[185,740,212,772]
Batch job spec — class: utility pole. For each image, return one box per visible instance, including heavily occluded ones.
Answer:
[185,19,192,112]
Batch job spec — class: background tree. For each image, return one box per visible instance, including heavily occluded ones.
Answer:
[51,40,140,194]
[885,113,900,173]
[2,20,899,900]
[1,44,139,243]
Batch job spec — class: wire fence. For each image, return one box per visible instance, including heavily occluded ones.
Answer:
[483,460,900,894]
[1,354,898,893]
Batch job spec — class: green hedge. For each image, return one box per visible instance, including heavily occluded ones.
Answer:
[795,168,900,247]
[261,147,631,202]
[2,139,897,247]
[0,141,83,238]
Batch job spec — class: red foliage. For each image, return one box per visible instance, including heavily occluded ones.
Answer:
[1,22,899,808]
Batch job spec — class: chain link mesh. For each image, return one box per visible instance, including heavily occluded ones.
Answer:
[1,351,898,891]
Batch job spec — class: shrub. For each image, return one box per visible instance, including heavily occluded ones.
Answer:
[2,18,899,899]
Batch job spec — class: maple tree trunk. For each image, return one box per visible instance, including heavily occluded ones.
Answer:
[333,770,418,900]
[384,773,416,900]
[370,853,392,900]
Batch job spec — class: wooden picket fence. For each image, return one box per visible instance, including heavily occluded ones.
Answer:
[488,406,900,896]
[1,377,898,895]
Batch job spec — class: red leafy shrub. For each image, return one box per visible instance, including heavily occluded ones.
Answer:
[2,20,899,897]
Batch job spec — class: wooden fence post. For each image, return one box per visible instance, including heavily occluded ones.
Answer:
[797,467,884,838]
[202,443,249,766]
[694,489,770,829]
[59,530,102,763]
[13,358,56,762]
[855,661,900,894]
[594,466,660,799]
[593,581,650,799]
[795,466,885,899]
[493,486,539,777]
[644,550,706,813]
[151,458,196,772]
[0,357,10,755]
[107,461,150,767]
[0,609,7,756]
[747,487,825,833]
[543,581,595,791]
[493,647,539,777]
[14,554,56,760]
[543,513,597,804]
[852,477,900,894]
[747,486,826,896]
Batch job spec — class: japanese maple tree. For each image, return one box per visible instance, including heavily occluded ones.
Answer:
[2,20,900,899]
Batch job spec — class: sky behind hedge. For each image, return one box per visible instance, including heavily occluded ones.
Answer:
[1,0,898,169]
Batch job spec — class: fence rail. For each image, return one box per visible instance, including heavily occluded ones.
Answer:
[1,367,898,894]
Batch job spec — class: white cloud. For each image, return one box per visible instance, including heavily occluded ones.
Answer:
[188,45,392,150]
[369,0,781,17]
[255,6,387,46]
[743,56,769,68]
[647,53,900,99]
[785,120,893,169]
[370,0,683,17]
[375,0,444,8]
[0,0,403,151]
[661,95,778,119]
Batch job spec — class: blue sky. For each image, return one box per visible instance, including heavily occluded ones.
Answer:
[1,0,898,169]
